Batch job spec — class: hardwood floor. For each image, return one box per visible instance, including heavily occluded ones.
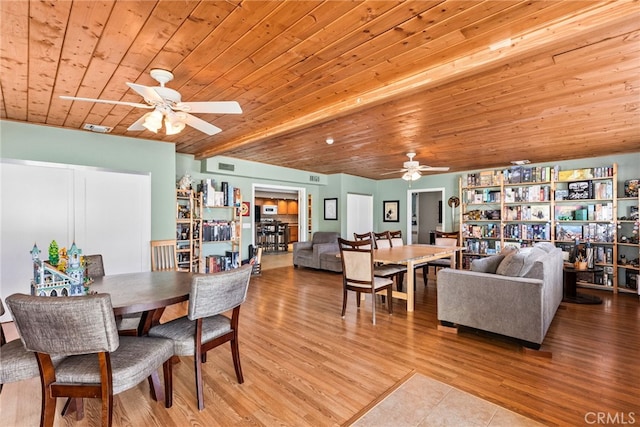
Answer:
[1,266,638,426]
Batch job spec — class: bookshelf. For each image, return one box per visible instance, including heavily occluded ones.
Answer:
[459,162,637,295]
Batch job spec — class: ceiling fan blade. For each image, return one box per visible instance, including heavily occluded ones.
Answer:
[126,82,164,103]
[127,115,147,131]
[59,95,152,109]
[380,169,407,176]
[175,101,242,114]
[418,166,450,172]
[183,113,222,135]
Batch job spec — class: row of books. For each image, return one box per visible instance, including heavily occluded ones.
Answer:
[554,203,614,221]
[202,220,238,242]
[503,224,551,240]
[504,165,557,184]
[504,205,550,221]
[464,165,617,188]
[503,185,551,203]
[464,189,501,204]
[204,251,240,273]
[555,223,615,242]
[557,166,614,182]
[463,209,501,221]
[462,223,501,239]
[201,179,241,207]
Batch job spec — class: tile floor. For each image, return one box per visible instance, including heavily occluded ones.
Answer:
[351,373,544,427]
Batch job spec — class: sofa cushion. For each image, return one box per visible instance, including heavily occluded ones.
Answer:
[470,255,505,274]
[496,247,548,277]
[496,251,527,276]
[533,242,556,253]
[312,232,340,245]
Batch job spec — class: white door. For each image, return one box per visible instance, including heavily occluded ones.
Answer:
[346,193,373,240]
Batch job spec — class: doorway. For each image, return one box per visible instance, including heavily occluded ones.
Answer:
[407,188,445,244]
[252,184,306,257]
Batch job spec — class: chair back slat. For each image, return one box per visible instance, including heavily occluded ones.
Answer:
[189,264,253,320]
[353,232,373,249]
[151,240,178,271]
[339,238,374,284]
[389,230,404,247]
[435,237,457,247]
[373,231,392,249]
[6,293,119,355]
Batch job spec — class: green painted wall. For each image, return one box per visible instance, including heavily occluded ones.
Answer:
[3,121,637,246]
[0,121,176,239]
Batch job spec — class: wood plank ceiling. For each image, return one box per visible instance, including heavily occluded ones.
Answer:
[1,1,639,180]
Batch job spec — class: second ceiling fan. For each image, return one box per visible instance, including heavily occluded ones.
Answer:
[60,69,242,136]
[382,152,450,181]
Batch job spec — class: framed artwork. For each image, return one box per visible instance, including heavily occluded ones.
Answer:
[241,201,251,216]
[383,200,399,222]
[324,198,338,220]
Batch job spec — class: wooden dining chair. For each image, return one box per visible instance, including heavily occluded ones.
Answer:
[151,239,178,271]
[148,264,253,411]
[6,293,174,427]
[424,237,459,286]
[370,231,408,291]
[339,238,393,325]
[84,254,105,279]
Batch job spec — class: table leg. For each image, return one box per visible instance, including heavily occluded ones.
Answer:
[562,269,602,304]
[406,260,415,312]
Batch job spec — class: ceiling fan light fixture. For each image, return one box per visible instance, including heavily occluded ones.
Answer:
[402,170,421,181]
[142,110,163,133]
[164,111,186,135]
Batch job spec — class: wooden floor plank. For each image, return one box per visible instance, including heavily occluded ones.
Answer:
[1,264,638,426]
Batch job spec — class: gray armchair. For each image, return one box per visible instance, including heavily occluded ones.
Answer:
[293,231,342,272]
[6,293,174,427]
[149,264,253,411]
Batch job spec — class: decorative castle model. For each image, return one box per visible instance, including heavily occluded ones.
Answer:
[31,241,86,296]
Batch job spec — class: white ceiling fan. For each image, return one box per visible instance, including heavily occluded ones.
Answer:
[382,152,450,181]
[60,69,242,136]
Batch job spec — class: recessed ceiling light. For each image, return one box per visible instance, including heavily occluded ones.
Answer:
[511,160,531,165]
[325,137,334,145]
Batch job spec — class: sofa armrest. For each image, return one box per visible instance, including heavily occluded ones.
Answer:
[293,241,313,252]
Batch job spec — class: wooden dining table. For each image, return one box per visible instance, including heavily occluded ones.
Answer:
[86,270,194,404]
[373,244,464,312]
[91,270,194,334]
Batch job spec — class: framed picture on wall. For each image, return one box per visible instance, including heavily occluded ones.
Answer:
[383,200,399,222]
[324,198,338,220]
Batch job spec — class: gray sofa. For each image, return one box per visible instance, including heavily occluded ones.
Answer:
[436,242,563,349]
[293,231,342,272]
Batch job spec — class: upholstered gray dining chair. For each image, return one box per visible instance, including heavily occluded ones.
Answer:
[148,264,253,411]
[0,299,41,394]
[354,232,407,291]
[339,237,393,325]
[6,293,175,427]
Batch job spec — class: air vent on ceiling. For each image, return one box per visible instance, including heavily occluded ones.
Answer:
[83,123,113,133]
[218,162,235,171]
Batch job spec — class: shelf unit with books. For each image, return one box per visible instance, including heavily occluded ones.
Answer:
[175,189,202,272]
[553,165,617,291]
[458,162,635,295]
[615,181,639,294]
[459,172,503,269]
[200,179,242,273]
